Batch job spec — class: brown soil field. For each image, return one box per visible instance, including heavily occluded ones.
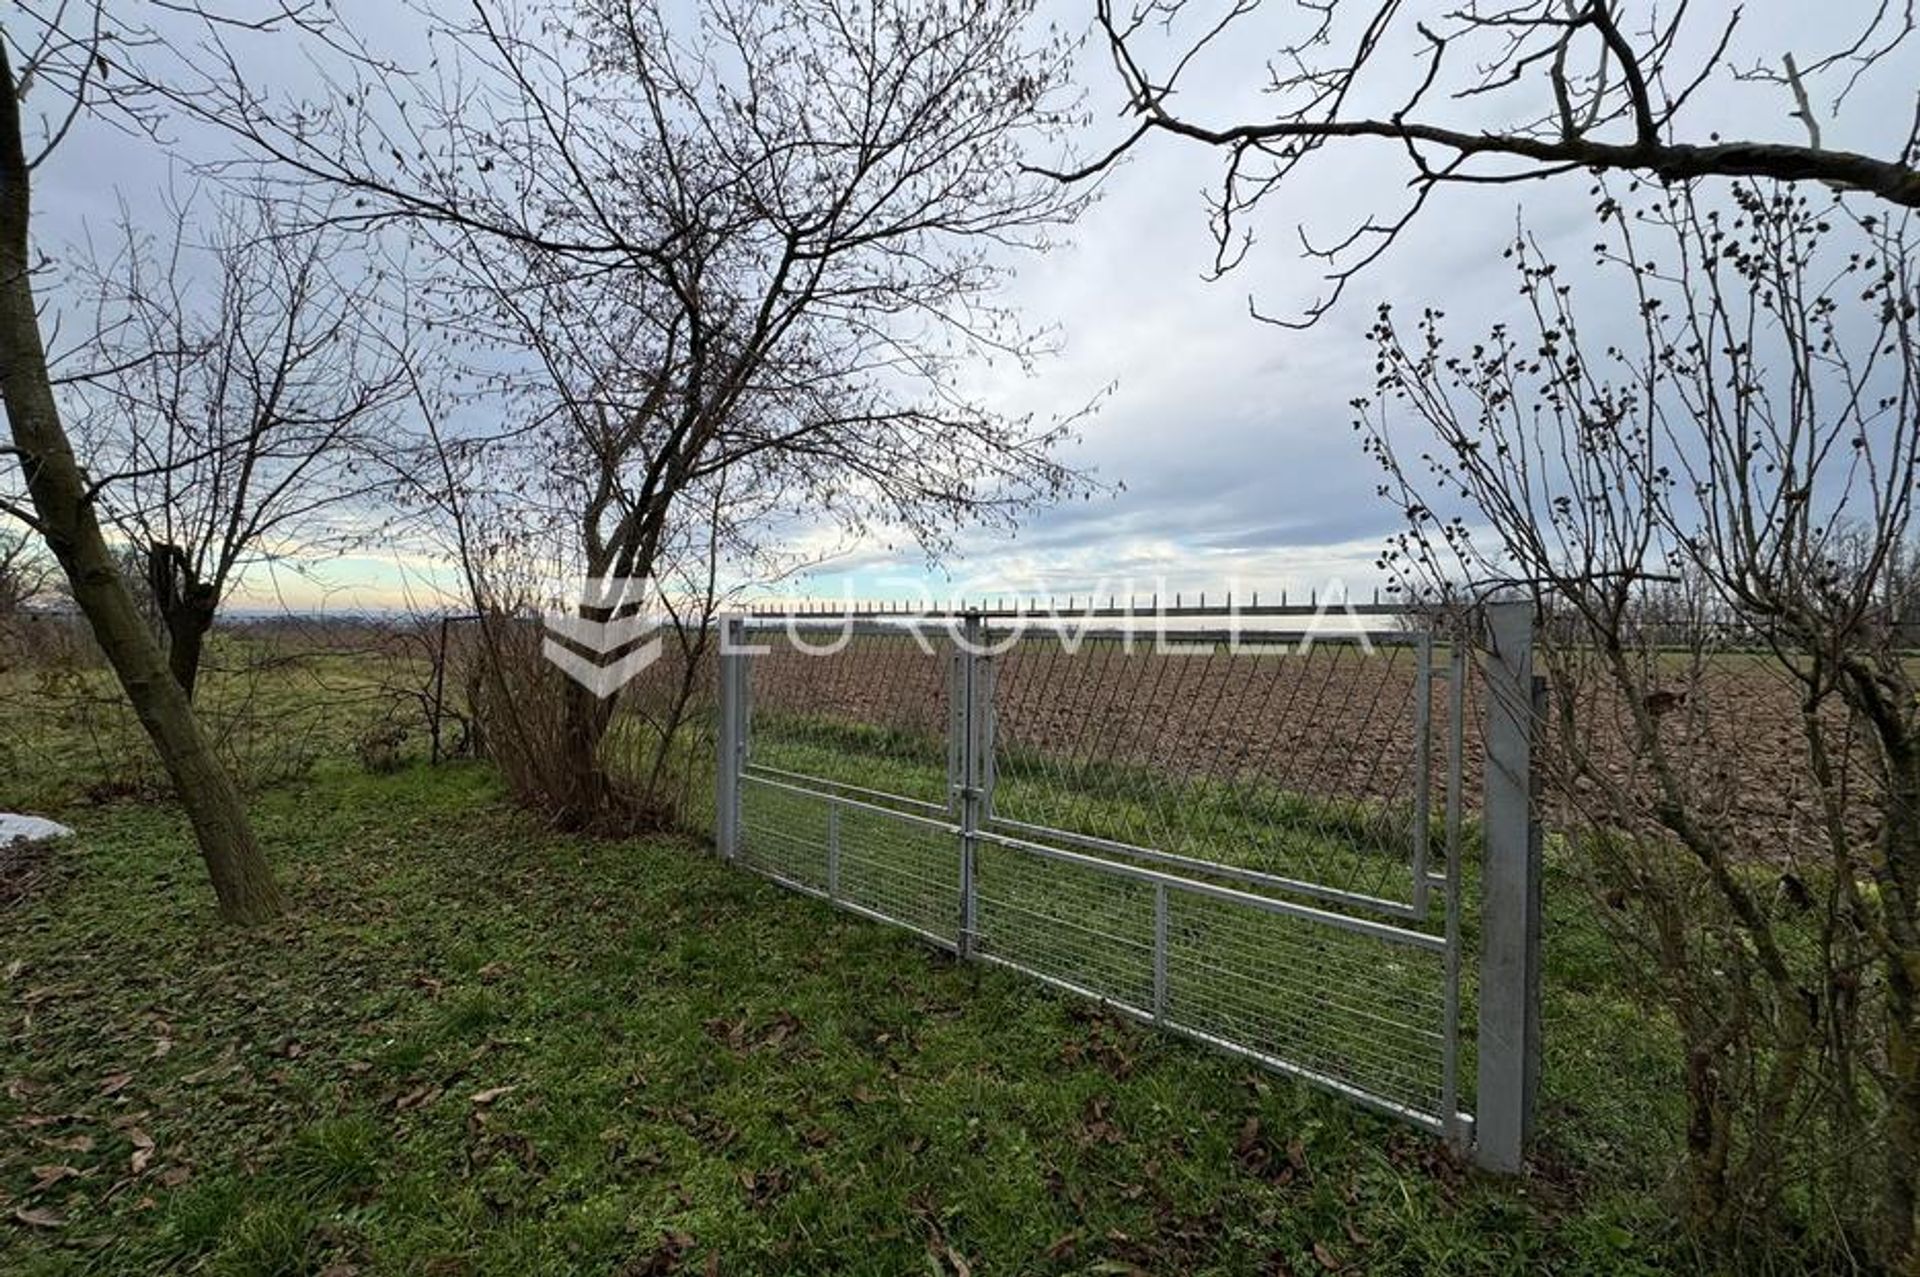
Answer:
[743,628,1875,869]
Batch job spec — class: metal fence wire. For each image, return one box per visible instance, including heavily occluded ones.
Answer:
[715,604,1540,1171]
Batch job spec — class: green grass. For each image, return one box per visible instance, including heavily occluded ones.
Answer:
[750,715,1455,910]
[0,761,1719,1274]
[0,635,420,813]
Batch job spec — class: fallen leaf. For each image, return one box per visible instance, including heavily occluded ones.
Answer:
[12,1206,64,1228]
[149,1038,173,1061]
[1312,1241,1341,1271]
[29,1165,80,1190]
[158,1166,192,1188]
[129,1128,156,1175]
[180,1062,239,1086]
[471,1085,517,1105]
[98,1073,133,1097]
[394,1084,442,1112]
[37,1134,93,1154]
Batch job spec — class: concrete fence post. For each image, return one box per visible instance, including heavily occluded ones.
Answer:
[1474,599,1542,1173]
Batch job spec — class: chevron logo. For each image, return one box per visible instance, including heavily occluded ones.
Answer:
[541,576,663,698]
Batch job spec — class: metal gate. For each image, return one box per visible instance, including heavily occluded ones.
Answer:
[714,602,1539,1171]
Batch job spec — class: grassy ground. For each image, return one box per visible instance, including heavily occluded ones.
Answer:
[747,718,1445,912]
[0,637,421,813]
[0,759,1708,1275]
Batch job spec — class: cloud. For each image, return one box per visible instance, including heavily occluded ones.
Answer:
[17,3,1918,613]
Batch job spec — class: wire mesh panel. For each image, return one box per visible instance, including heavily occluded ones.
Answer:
[985,628,1446,916]
[716,607,1500,1150]
[1161,883,1451,1124]
[743,623,953,812]
[973,839,1158,1009]
[970,833,1456,1130]
[738,776,833,892]
[735,621,964,949]
[834,801,961,947]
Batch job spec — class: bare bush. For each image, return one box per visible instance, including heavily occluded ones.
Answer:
[350,0,1096,830]
[1355,179,1920,1263]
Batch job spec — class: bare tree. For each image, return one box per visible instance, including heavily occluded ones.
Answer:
[346,0,1094,828]
[0,11,292,921]
[1355,179,1920,1264]
[70,186,406,699]
[0,523,57,615]
[1057,2,1920,322]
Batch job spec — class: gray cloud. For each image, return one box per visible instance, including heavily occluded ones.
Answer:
[15,2,1919,609]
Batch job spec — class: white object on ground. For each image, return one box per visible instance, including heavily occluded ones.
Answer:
[0,814,73,845]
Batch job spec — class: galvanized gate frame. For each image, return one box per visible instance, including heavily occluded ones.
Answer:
[714,601,1541,1173]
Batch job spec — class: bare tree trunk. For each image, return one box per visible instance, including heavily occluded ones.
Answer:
[146,552,218,701]
[1880,765,1920,1270]
[163,603,214,701]
[1885,964,1920,1271]
[0,46,285,924]
[558,677,619,827]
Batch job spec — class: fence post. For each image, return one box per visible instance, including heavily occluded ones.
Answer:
[1474,598,1542,1173]
[956,611,985,959]
[429,615,451,765]
[715,614,746,860]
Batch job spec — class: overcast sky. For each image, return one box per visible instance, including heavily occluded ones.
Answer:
[17,1,1920,612]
